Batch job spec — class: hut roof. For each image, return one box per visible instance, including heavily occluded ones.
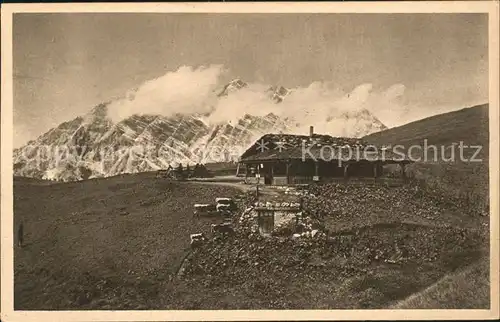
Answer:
[239,133,412,163]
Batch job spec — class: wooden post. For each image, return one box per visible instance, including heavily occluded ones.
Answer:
[286,161,291,185]
[256,164,260,198]
[401,163,406,181]
[314,162,319,182]
[373,162,378,182]
[236,162,241,177]
[343,163,349,182]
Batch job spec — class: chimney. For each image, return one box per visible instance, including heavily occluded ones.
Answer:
[309,125,314,137]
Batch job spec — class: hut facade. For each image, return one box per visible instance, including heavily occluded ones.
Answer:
[237,126,412,185]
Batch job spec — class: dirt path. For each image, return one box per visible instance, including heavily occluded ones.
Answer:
[193,180,251,191]
[193,180,284,197]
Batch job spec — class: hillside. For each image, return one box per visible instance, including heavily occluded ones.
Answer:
[364,104,490,216]
[14,174,242,309]
[179,182,487,309]
[364,104,491,309]
[392,258,490,309]
[363,104,489,159]
[14,175,488,309]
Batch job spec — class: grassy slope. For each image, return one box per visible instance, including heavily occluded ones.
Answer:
[363,104,489,153]
[14,173,241,309]
[392,257,490,309]
[365,104,490,213]
[364,104,491,309]
[14,174,489,310]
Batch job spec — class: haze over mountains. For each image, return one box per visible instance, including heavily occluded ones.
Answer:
[13,73,390,181]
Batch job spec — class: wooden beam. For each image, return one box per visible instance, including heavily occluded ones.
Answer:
[343,163,349,181]
[286,161,291,185]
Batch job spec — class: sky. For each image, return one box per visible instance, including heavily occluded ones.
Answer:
[13,13,488,148]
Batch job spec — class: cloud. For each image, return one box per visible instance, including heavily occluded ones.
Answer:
[106,65,225,122]
[208,83,276,123]
[106,64,413,133]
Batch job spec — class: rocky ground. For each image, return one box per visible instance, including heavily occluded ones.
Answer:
[179,223,485,308]
[14,175,490,309]
[303,182,489,232]
[178,183,489,309]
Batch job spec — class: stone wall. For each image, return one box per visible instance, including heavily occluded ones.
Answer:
[273,211,301,234]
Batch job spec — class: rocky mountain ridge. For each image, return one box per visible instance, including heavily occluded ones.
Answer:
[14,79,387,181]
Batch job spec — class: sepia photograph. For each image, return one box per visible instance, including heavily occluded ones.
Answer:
[1,2,499,321]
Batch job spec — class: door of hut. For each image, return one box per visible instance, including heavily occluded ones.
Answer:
[258,211,274,235]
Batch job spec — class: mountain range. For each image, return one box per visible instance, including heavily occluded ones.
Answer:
[13,79,387,181]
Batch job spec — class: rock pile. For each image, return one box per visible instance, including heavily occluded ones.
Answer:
[175,181,485,309]
[237,207,260,235]
[181,223,482,289]
[296,215,323,230]
[284,186,311,197]
[292,229,326,239]
[234,192,258,209]
[302,183,465,230]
